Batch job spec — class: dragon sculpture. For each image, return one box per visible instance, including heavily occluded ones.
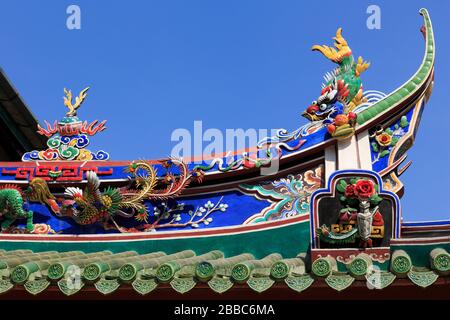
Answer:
[302,28,370,140]
[0,186,33,231]
[61,158,202,231]
[0,179,60,232]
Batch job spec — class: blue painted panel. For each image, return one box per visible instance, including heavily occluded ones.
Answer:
[371,107,414,172]
[13,190,271,234]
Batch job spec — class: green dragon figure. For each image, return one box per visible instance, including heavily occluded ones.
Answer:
[0,187,33,231]
[0,179,59,232]
[302,28,370,140]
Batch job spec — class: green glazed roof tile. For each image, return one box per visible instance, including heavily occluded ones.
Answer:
[0,245,447,295]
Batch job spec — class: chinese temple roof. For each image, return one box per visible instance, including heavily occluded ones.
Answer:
[0,8,446,301]
[0,247,448,297]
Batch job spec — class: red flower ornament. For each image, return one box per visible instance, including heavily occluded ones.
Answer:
[344,184,356,198]
[354,180,375,199]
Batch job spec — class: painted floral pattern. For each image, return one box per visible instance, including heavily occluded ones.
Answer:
[114,198,229,233]
[240,164,324,223]
[371,115,409,165]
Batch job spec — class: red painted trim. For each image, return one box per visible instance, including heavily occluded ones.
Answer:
[311,247,390,262]
[0,160,136,167]
[402,225,450,233]
[391,236,450,245]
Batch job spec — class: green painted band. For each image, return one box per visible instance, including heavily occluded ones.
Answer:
[0,219,308,261]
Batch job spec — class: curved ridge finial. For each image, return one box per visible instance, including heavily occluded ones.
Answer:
[356,8,435,126]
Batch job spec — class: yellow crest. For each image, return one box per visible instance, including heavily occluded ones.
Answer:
[311,28,352,63]
[63,87,90,117]
[355,56,370,77]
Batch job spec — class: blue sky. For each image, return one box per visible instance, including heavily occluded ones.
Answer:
[0,0,449,221]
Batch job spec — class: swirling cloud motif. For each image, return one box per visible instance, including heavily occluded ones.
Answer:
[59,145,79,160]
[21,150,41,161]
[41,149,59,161]
[47,136,62,149]
[31,224,56,234]
[60,135,72,145]
[77,149,94,161]
[22,133,109,161]
[74,134,90,148]
[60,134,90,149]
[93,150,110,161]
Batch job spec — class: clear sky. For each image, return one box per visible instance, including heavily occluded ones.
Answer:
[0,0,449,221]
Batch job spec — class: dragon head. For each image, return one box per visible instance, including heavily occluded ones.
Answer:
[302,80,346,121]
[303,28,370,125]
